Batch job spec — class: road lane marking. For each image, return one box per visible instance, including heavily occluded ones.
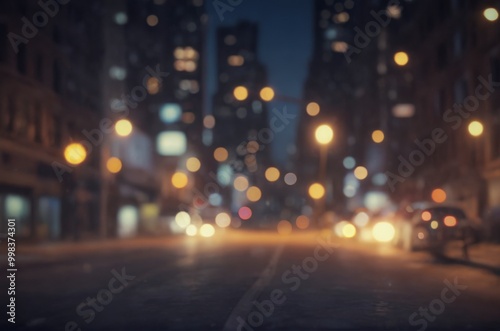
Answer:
[222,244,284,331]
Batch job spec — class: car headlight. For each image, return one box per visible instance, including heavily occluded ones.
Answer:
[372,222,395,242]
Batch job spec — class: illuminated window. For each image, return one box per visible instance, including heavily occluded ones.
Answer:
[228,55,244,66]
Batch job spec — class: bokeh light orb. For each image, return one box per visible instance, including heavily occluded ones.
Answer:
[64,143,87,165]
[115,119,133,137]
[308,183,325,200]
[238,206,252,220]
[431,188,447,203]
[172,172,188,189]
[277,220,292,235]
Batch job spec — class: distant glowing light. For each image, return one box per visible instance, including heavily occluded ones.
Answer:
[228,55,244,66]
[214,147,229,162]
[277,220,292,235]
[295,215,310,230]
[284,173,297,186]
[259,87,275,102]
[331,41,348,53]
[315,124,334,145]
[308,183,325,200]
[246,186,262,202]
[343,156,356,169]
[468,121,484,137]
[354,166,368,180]
[247,141,259,153]
[392,103,415,118]
[306,102,320,116]
[372,222,395,242]
[175,211,191,228]
[342,223,357,238]
[185,224,197,236]
[265,167,280,182]
[147,77,160,94]
[233,86,248,101]
[238,206,252,220]
[372,130,385,143]
[394,51,409,66]
[64,143,87,165]
[156,131,187,156]
[431,188,447,203]
[431,221,439,229]
[106,157,122,174]
[215,213,231,228]
[421,211,432,221]
[146,14,158,26]
[200,224,215,238]
[160,103,182,123]
[233,175,249,192]
[353,212,369,227]
[182,112,196,124]
[172,172,188,189]
[444,216,457,227]
[484,8,499,21]
[115,119,133,137]
[203,115,215,129]
[114,12,128,25]
[186,157,201,172]
[209,193,222,206]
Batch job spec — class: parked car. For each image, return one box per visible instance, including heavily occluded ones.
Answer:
[392,202,480,254]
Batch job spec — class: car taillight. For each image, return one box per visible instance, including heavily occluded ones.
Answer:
[421,211,431,221]
[444,215,457,227]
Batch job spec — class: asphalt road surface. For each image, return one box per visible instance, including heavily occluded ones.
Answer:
[1,230,500,331]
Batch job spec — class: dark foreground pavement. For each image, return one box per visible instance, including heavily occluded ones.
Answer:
[1,230,500,331]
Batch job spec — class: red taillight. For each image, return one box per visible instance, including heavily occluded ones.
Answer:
[444,216,457,227]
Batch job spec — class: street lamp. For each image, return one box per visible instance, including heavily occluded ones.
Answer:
[306,102,320,117]
[106,157,122,174]
[308,183,325,200]
[468,120,484,137]
[371,130,385,143]
[315,124,334,145]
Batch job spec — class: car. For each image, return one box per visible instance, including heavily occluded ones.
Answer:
[392,202,479,253]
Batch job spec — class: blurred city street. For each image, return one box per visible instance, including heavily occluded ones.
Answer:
[2,230,500,331]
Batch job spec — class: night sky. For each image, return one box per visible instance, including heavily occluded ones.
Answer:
[206,0,313,166]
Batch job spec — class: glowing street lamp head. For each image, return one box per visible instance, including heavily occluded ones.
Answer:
[259,87,275,101]
[115,119,133,137]
[372,130,385,143]
[172,172,188,189]
[233,86,248,101]
[106,157,122,174]
[315,124,334,145]
[306,102,320,116]
[64,143,87,165]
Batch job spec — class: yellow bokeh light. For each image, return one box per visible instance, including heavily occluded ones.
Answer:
[265,167,280,182]
[308,183,325,200]
[215,212,231,228]
[233,175,249,192]
[64,143,87,165]
[431,188,446,203]
[468,121,484,137]
[306,102,320,116]
[394,51,409,66]
[106,157,122,174]
[115,119,133,137]
[277,220,292,235]
[372,130,385,143]
[233,86,248,101]
[172,172,188,189]
[246,186,262,202]
[342,223,357,238]
[186,157,201,172]
[214,147,228,162]
[484,8,499,21]
[185,224,197,236]
[431,221,439,229]
[260,87,275,102]
[354,166,368,180]
[315,124,334,145]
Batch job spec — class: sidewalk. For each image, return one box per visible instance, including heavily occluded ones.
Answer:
[445,241,500,269]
